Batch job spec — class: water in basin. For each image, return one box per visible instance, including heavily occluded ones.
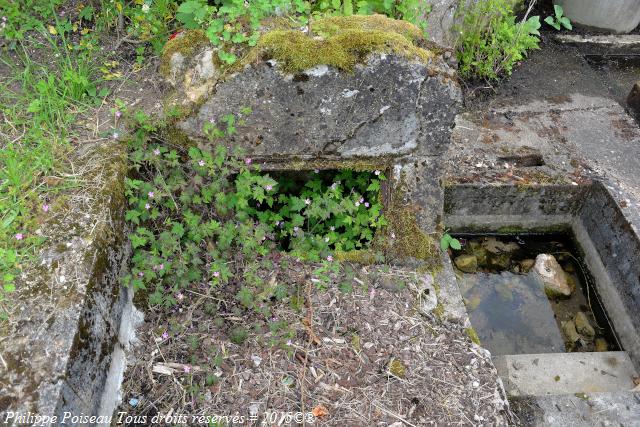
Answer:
[450,234,621,356]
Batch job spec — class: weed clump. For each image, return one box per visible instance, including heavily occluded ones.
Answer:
[455,0,541,80]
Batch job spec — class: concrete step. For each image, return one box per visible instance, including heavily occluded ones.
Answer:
[510,391,640,427]
[493,351,638,397]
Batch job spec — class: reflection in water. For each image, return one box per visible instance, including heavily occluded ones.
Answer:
[452,234,620,355]
[460,272,565,355]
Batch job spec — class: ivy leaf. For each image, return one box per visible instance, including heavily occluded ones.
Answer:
[560,17,572,30]
[544,16,560,30]
[553,4,564,19]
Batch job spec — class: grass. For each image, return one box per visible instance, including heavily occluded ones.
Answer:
[0,28,103,317]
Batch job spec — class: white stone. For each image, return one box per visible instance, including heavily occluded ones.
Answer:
[532,254,572,297]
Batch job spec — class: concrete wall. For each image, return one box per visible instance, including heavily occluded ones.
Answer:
[0,142,131,425]
[443,181,640,368]
[576,182,640,366]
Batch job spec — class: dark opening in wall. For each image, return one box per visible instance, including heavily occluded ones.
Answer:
[497,153,545,167]
[248,169,387,254]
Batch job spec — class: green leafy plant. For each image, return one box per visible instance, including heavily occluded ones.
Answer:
[0,0,63,48]
[315,0,430,29]
[544,4,572,31]
[123,110,386,309]
[95,0,178,54]
[440,232,461,251]
[455,0,541,80]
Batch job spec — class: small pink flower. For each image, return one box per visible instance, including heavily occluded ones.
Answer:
[293,226,299,232]
[245,158,252,165]
[213,271,220,277]
[364,202,370,208]
[183,365,191,373]
[314,169,319,173]
[265,185,272,191]
[138,272,144,277]
[148,191,154,198]
[158,263,164,270]
[15,233,23,240]
[153,148,160,156]
[305,198,311,205]
[162,331,169,340]
[176,292,184,301]
[112,132,119,139]
[198,160,205,167]
[359,197,364,203]
[42,204,50,213]
[145,203,150,210]
[327,255,333,262]
[115,110,122,118]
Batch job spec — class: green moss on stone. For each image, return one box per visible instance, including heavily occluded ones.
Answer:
[432,303,445,320]
[257,25,434,73]
[158,124,196,149]
[465,327,481,345]
[160,30,211,78]
[335,249,377,264]
[312,14,427,45]
[383,179,438,263]
[271,158,391,173]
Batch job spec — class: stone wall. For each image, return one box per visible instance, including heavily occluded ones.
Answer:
[0,142,130,423]
[162,16,462,235]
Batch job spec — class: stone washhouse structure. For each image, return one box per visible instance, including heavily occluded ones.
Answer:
[161,15,462,243]
[3,13,640,426]
[0,15,469,422]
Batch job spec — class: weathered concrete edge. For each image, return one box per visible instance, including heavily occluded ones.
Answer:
[494,351,637,397]
[576,181,640,368]
[0,142,131,423]
[555,33,640,49]
[509,391,640,426]
[443,183,587,232]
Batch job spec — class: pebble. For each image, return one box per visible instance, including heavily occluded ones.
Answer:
[574,311,595,338]
[595,337,608,352]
